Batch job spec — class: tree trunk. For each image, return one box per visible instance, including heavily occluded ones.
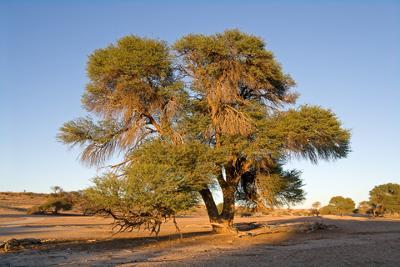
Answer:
[199,187,236,233]
[199,159,242,234]
[199,188,219,222]
[219,184,236,226]
[199,185,237,234]
[212,162,241,233]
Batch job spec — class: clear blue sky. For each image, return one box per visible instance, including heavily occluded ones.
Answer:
[1,1,399,208]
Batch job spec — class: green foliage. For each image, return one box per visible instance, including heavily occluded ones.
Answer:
[59,30,351,231]
[27,187,85,215]
[267,106,350,163]
[28,186,74,215]
[44,198,73,214]
[58,35,185,166]
[369,183,400,215]
[85,140,217,234]
[357,201,372,214]
[174,29,297,107]
[128,140,219,189]
[238,166,305,209]
[83,35,178,116]
[319,205,334,215]
[320,196,355,215]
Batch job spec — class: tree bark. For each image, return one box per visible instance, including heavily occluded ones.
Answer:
[199,160,244,234]
[212,184,237,233]
[199,188,219,221]
[220,184,236,223]
[199,186,237,234]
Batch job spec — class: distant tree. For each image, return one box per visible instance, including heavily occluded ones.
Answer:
[311,201,321,216]
[58,30,350,233]
[357,201,372,214]
[369,203,385,217]
[50,186,63,195]
[319,205,334,215]
[369,183,400,215]
[324,196,355,216]
[312,201,321,210]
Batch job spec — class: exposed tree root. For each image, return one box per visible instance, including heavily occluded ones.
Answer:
[211,223,239,234]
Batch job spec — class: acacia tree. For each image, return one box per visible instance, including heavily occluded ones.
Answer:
[311,201,322,216]
[59,30,350,233]
[320,196,355,216]
[369,183,400,215]
[312,202,321,210]
[357,201,372,214]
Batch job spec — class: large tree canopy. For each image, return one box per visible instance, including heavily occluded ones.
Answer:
[320,196,355,216]
[59,36,185,166]
[369,183,400,215]
[58,30,351,233]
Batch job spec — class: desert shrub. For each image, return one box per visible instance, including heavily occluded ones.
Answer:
[291,209,312,216]
[27,187,74,215]
[55,190,100,216]
[43,198,73,214]
[27,205,46,215]
[28,197,73,215]
[261,209,292,216]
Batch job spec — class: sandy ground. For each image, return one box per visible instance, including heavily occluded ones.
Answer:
[1,206,400,266]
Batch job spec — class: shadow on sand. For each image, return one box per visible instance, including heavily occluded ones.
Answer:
[2,216,400,266]
[83,216,400,266]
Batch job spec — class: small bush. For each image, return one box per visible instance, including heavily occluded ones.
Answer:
[28,197,73,215]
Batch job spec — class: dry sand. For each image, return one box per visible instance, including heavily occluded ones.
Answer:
[1,205,400,266]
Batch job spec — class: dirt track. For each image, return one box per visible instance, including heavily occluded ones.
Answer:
[1,207,400,266]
